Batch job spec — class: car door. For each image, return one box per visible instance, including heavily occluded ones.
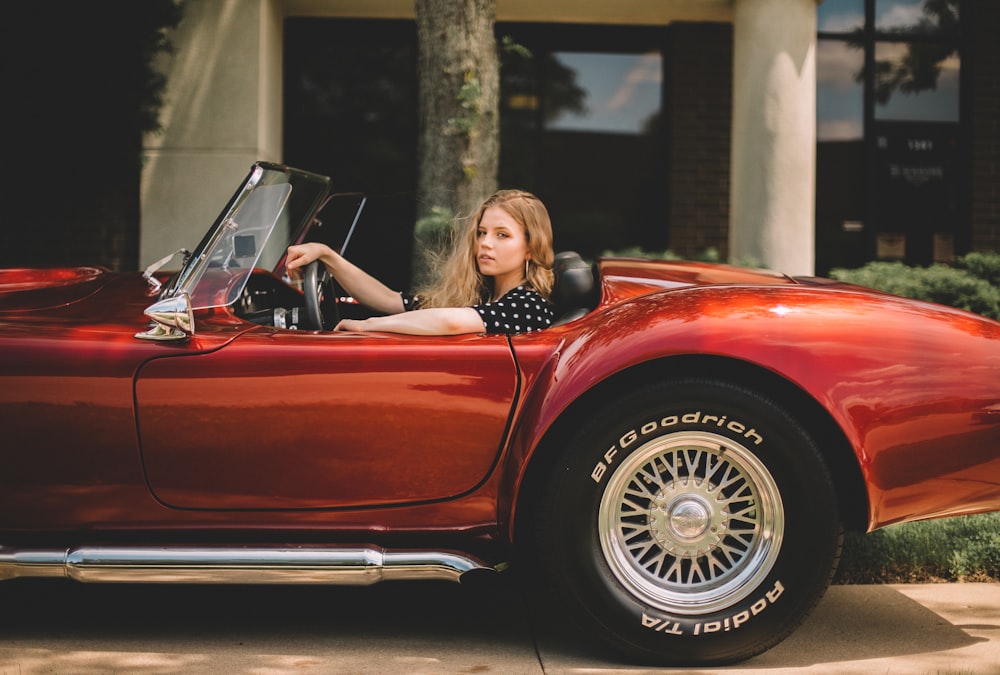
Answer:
[135,328,519,510]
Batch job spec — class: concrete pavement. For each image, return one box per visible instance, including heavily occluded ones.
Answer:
[1,577,998,673]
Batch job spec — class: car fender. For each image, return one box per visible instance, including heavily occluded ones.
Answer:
[503,283,1000,539]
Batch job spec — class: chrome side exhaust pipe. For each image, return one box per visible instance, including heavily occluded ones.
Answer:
[0,544,492,585]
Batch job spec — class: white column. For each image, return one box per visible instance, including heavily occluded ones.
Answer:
[139,0,284,268]
[730,0,817,275]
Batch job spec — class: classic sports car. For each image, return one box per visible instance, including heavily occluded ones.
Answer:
[1,162,999,665]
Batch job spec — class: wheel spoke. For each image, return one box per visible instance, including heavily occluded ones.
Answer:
[600,431,784,615]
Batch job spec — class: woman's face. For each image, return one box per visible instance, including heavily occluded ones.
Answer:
[475,205,530,288]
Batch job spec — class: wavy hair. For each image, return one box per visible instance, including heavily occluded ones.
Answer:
[416,190,554,308]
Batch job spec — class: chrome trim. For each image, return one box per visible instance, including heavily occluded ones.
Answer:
[140,248,191,294]
[0,544,492,585]
[136,292,195,341]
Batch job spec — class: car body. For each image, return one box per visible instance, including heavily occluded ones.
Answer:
[2,162,999,665]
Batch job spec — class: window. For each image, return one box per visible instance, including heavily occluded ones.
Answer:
[498,24,668,259]
[818,0,864,32]
[284,20,668,272]
[817,40,864,141]
[545,52,662,135]
[816,0,963,271]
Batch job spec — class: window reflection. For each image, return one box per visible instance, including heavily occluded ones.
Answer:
[873,42,960,121]
[875,0,959,35]
[497,26,669,260]
[818,0,864,33]
[815,0,963,272]
[817,41,864,140]
[545,52,662,135]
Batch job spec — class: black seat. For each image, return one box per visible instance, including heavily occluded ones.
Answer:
[551,251,597,325]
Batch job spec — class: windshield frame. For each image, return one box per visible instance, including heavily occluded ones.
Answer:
[160,162,332,310]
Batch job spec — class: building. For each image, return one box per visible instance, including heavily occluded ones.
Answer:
[140,0,998,286]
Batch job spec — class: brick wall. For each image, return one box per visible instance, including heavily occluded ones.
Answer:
[663,22,733,261]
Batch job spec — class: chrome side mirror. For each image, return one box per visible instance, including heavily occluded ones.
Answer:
[135,293,194,341]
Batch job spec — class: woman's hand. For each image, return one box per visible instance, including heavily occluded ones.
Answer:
[286,244,406,317]
[285,242,334,275]
[334,318,367,332]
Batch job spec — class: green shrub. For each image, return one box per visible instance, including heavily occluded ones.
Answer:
[601,246,682,260]
[829,256,1000,320]
[836,513,1000,583]
[600,246,720,262]
[955,250,1000,287]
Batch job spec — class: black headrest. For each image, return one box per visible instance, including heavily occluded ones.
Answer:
[552,251,596,324]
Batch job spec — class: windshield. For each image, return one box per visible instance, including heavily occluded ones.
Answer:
[163,163,331,310]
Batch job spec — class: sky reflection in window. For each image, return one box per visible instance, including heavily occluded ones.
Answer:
[545,52,661,135]
[818,0,863,33]
[817,41,864,141]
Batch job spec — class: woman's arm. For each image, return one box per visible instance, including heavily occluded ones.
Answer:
[335,307,486,336]
[286,242,405,315]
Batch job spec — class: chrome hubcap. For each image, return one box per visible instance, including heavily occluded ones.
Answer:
[599,431,784,615]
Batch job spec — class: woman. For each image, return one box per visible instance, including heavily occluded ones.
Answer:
[285,189,555,335]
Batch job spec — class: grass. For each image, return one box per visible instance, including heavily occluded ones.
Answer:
[835,513,1000,584]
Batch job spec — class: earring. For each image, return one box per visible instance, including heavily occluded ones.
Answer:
[525,259,530,277]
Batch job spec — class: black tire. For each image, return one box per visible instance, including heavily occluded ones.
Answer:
[534,378,842,666]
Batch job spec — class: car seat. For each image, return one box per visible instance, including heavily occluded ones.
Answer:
[551,251,598,325]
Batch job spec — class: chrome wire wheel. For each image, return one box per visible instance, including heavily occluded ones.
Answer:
[599,431,784,615]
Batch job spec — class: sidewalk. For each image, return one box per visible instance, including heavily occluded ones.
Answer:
[1,579,998,673]
[531,582,1000,673]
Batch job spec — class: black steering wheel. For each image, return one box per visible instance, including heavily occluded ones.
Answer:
[302,259,340,330]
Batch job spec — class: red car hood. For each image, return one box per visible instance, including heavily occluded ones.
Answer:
[0,267,120,312]
[0,267,166,334]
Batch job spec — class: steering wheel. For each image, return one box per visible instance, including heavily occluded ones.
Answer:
[302,259,340,330]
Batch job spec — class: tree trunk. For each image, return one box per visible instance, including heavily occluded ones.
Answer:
[414,0,499,278]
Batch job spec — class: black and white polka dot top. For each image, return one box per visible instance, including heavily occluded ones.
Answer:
[401,285,555,334]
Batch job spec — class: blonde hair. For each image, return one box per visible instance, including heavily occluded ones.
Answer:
[417,190,554,308]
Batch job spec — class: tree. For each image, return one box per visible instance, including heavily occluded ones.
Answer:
[413,0,499,279]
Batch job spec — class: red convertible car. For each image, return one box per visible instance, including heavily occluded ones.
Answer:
[2,162,999,665]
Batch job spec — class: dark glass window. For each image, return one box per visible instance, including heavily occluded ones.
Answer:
[873,42,960,122]
[818,0,864,32]
[498,24,667,259]
[816,0,963,272]
[544,52,662,135]
[817,40,864,141]
[285,19,668,279]
[875,0,953,34]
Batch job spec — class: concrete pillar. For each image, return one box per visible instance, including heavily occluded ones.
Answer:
[139,0,284,268]
[730,0,817,275]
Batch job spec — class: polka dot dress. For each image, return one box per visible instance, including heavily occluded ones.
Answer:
[472,285,555,334]
[401,285,555,334]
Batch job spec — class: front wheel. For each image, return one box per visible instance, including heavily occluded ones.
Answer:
[533,378,842,666]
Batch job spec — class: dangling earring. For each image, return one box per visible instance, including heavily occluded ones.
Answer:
[525,259,530,278]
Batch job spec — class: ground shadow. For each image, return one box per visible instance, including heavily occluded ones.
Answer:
[525,584,984,670]
[0,578,989,673]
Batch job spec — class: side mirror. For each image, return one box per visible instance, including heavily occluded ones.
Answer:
[135,293,195,341]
